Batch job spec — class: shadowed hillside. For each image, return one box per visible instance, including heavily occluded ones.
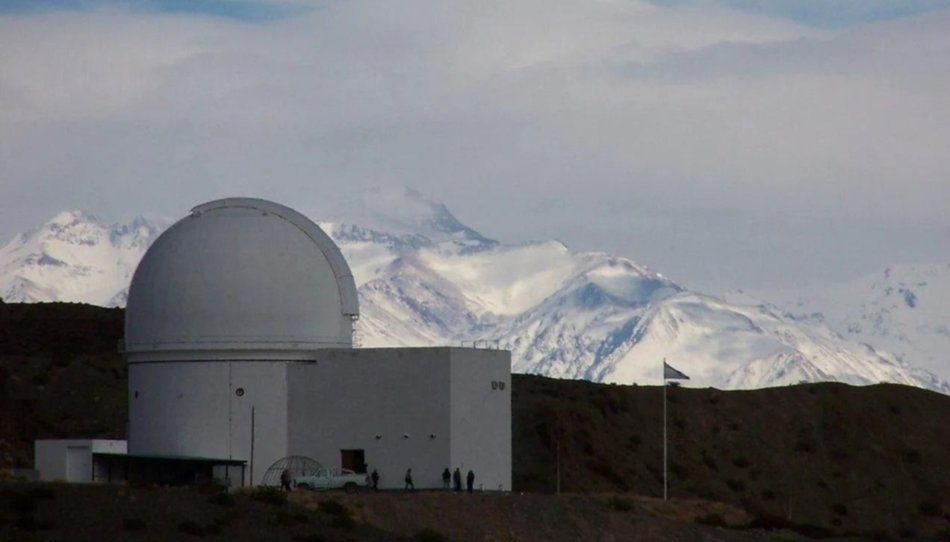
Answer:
[0,302,126,468]
[1,302,948,539]
[512,375,950,538]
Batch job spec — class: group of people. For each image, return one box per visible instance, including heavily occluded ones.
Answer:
[441,467,475,493]
[373,467,476,492]
[282,466,476,493]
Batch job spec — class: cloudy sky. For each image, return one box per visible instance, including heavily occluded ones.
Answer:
[1,0,949,294]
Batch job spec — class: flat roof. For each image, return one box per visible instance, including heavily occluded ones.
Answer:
[92,452,246,465]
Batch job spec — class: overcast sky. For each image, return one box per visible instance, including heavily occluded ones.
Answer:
[1,0,949,294]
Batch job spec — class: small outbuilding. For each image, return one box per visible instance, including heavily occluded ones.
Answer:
[34,439,126,483]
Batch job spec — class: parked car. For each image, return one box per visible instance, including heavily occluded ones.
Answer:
[293,467,366,492]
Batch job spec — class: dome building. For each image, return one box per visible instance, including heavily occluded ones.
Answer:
[109,198,511,489]
[125,198,359,359]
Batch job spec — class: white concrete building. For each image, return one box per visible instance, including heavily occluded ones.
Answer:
[118,198,511,489]
[287,347,511,490]
[35,439,126,483]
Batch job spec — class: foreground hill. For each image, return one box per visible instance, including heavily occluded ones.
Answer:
[1,302,948,539]
[2,188,947,392]
[0,482,796,542]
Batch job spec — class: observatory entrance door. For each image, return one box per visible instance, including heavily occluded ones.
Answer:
[340,449,365,473]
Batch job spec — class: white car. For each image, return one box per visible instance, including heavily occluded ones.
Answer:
[293,467,367,492]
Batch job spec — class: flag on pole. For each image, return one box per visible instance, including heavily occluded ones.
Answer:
[663,361,690,380]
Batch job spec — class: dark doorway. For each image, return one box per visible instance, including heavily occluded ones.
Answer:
[340,449,365,473]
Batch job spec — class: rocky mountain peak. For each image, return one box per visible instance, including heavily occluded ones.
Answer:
[1,192,947,393]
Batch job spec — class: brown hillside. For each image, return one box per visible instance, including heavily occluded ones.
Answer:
[512,375,950,538]
[1,302,949,539]
[0,302,126,468]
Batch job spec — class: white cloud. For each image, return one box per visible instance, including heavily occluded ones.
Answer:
[1,1,949,292]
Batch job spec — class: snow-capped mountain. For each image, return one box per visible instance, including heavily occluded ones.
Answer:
[1,188,947,394]
[321,187,496,250]
[767,264,950,384]
[0,211,171,306]
[339,225,948,393]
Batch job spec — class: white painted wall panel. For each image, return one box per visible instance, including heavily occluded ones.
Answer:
[66,446,91,482]
[34,440,72,482]
[128,361,288,485]
[450,349,512,491]
[227,361,289,485]
[288,348,510,491]
[129,362,231,458]
[288,349,452,490]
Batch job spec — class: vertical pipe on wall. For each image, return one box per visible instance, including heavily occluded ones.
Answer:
[250,405,256,485]
[228,362,233,459]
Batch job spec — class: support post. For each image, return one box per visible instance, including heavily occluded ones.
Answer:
[250,405,256,486]
[663,375,668,501]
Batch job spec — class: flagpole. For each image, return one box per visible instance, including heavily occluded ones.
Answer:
[661,358,689,502]
[663,362,668,501]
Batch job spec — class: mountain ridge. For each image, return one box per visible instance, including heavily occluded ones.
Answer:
[1,189,947,393]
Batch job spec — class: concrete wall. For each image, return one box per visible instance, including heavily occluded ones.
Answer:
[288,349,451,490]
[288,348,511,491]
[450,349,512,491]
[128,361,288,485]
[127,348,510,489]
[35,439,126,482]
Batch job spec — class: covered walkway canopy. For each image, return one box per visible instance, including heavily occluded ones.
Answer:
[94,453,247,487]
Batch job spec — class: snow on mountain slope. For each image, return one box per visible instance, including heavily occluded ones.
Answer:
[589,292,947,391]
[0,212,170,306]
[328,219,947,392]
[769,264,950,382]
[1,192,947,394]
[317,187,496,251]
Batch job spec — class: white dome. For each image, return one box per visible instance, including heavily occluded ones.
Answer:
[124,198,358,361]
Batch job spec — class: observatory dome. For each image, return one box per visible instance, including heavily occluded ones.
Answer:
[124,198,359,361]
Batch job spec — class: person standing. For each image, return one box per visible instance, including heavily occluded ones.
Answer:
[371,469,380,491]
[466,470,475,493]
[280,469,292,492]
[442,468,451,490]
[453,468,462,492]
[404,468,415,491]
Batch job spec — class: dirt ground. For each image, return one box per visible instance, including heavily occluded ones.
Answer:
[0,481,838,542]
[290,489,811,542]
